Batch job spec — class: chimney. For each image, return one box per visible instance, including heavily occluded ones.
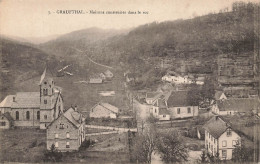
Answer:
[74,105,77,112]
[13,97,15,102]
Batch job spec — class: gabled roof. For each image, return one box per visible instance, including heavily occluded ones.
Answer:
[91,102,119,114]
[159,108,170,115]
[0,112,14,121]
[11,92,40,108]
[203,116,232,139]
[215,91,226,100]
[0,95,15,108]
[167,91,194,107]
[216,98,259,112]
[48,107,84,129]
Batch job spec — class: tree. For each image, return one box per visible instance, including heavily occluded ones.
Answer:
[131,116,157,163]
[232,140,254,162]
[43,144,63,162]
[201,76,215,105]
[199,150,207,163]
[187,83,202,106]
[156,132,189,163]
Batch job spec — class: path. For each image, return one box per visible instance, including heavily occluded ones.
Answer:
[86,124,137,132]
[85,131,118,136]
[73,47,113,69]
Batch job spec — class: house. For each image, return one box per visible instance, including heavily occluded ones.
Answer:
[215,91,227,101]
[0,72,64,129]
[46,107,85,152]
[0,112,14,129]
[125,73,136,83]
[89,102,119,118]
[99,73,106,80]
[145,92,163,105]
[212,98,259,116]
[203,116,241,160]
[104,70,113,79]
[89,74,103,84]
[166,91,198,119]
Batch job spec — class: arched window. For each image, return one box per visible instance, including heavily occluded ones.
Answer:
[16,111,19,120]
[46,89,48,95]
[26,111,30,120]
[37,111,40,120]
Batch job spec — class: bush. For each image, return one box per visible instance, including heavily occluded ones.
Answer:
[29,139,37,148]
[43,144,63,162]
[79,139,91,151]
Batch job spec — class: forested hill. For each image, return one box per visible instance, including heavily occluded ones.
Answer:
[40,2,258,69]
[0,37,61,99]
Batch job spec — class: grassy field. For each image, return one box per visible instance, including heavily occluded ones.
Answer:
[0,128,46,163]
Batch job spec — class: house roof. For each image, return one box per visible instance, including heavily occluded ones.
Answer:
[215,91,225,100]
[146,92,162,99]
[0,95,15,108]
[63,107,84,127]
[167,91,194,107]
[0,112,14,121]
[203,116,231,139]
[158,99,167,108]
[11,92,40,108]
[91,102,119,114]
[159,108,170,115]
[216,98,259,112]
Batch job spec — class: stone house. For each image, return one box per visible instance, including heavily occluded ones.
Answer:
[203,116,241,160]
[0,74,64,129]
[0,112,14,129]
[212,98,259,116]
[46,107,85,152]
[166,91,198,119]
[89,102,119,119]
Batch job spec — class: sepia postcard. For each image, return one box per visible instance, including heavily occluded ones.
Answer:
[0,0,260,163]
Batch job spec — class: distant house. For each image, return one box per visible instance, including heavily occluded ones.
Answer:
[212,98,259,116]
[89,75,103,84]
[89,102,119,119]
[203,116,241,160]
[125,73,136,83]
[166,91,198,119]
[0,112,14,129]
[104,70,113,79]
[210,91,227,105]
[46,107,85,152]
[99,73,106,80]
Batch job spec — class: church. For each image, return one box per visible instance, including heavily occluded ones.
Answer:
[0,70,64,129]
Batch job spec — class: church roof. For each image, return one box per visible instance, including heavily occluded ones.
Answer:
[11,92,40,108]
[0,95,15,108]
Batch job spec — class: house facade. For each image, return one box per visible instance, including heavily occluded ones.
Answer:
[0,112,13,129]
[166,91,198,119]
[0,75,64,129]
[212,98,259,116]
[46,107,85,152]
[89,102,119,119]
[203,116,241,160]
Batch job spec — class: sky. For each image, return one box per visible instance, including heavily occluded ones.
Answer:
[0,0,259,38]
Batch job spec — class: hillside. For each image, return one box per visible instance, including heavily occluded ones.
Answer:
[41,5,257,66]
[0,37,62,100]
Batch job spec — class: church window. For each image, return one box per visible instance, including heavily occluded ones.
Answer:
[37,111,40,120]
[26,111,30,120]
[44,100,47,104]
[44,115,47,120]
[46,89,48,95]
[16,111,19,120]
[43,89,47,96]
